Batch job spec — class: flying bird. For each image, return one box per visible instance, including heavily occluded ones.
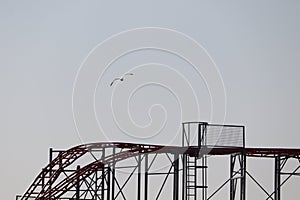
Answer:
[110,73,134,86]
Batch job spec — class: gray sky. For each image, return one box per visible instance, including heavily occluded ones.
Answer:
[1,1,300,199]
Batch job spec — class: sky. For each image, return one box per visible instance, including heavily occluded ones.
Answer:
[1,1,300,199]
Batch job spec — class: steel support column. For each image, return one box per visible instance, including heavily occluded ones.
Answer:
[76,165,80,200]
[112,147,116,200]
[145,154,149,200]
[230,155,236,200]
[274,156,281,200]
[107,166,111,200]
[49,148,53,198]
[230,153,246,200]
[182,154,187,200]
[240,153,246,200]
[137,154,141,200]
[173,154,179,200]
[102,148,105,200]
[198,123,202,149]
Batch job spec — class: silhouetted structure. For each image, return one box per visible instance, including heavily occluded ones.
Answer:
[16,122,300,200]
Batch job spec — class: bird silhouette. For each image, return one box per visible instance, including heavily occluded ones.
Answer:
[110,73,134,86]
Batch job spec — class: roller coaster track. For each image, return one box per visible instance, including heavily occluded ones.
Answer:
[20,142,300,200]
[21,145,88,199]
[21,142,167,200]
[18,122,300,200]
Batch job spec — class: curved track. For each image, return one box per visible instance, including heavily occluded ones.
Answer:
[21,143,167,199]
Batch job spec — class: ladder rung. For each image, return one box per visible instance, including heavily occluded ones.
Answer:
[187,185,208,188]
[196,186,208,188]
[195,166,208,169]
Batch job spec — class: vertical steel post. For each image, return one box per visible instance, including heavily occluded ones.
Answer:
[49,148,53,163]
[203,123,207,146]
[137,154,141,200]
[182,154,187,200]
[95,168,98,200]
[242,126,246,148]
[240,153,246,200]
[101,168,105,199]
[182,123,185,147]
[198,123,202,150]
[49,148,53,198]
[275,156,281,200]
[202,156,208,200]
[102,147,105,200]
[241,126,246,200]
[173,154,179,200]
[76,165,80,200]
[112,147,115,200]
[107,166,111,200]
[144,154,148,200]
[194,157,197,200]
[230,155,235,200]
[203,123,208,200]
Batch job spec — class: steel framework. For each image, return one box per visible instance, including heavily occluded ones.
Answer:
[17,122,300,200]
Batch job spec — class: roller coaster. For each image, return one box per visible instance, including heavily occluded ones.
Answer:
[16,122,300,200]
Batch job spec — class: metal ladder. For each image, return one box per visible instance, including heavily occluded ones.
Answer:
[186,155,208,200]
